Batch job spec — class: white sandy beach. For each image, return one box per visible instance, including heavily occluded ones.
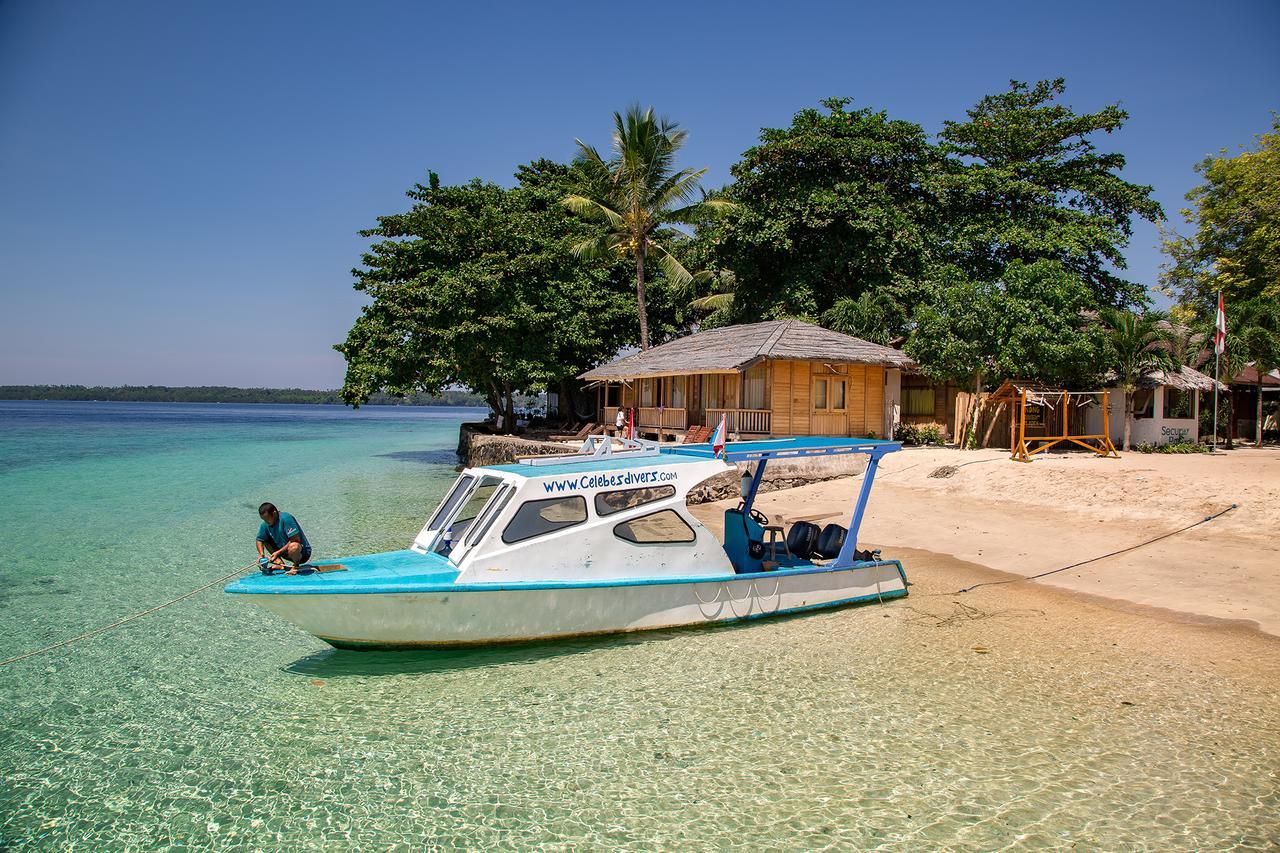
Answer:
[691,446,1280,637]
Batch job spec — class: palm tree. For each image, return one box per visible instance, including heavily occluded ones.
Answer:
[1101,308,1178,451]
[688,269,736,315]
[564,106,735,349]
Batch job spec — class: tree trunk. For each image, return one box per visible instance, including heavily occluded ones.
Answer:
[1225,385,1234,449]
[485,382,502,430]
[1257,378,1265,446]
[964,370,984,450]
[1123,390,1133,451]
[503,381,516,435]
[635,239,650,350]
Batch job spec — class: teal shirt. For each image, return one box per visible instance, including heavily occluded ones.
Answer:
[257,511,311,553]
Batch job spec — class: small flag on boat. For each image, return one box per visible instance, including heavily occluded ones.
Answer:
[1214,291,1227,356]
[710,413,727,457]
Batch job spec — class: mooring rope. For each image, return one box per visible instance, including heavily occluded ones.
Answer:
[938,503,1240,596]
[0,562,261,668]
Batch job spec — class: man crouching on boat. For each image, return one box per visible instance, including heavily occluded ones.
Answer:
[256,502,312,574]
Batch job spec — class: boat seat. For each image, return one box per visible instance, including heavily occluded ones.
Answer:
[785,521,821,561]
[816,523,847,560]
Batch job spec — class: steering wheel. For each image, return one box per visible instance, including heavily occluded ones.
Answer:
[736,501,770,528]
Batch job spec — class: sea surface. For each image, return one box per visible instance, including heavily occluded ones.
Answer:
[1,401,1276,849]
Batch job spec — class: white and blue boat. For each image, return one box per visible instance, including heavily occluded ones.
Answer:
[225,436,908,649]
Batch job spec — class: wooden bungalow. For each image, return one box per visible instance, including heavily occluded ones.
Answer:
[578,320,915,439]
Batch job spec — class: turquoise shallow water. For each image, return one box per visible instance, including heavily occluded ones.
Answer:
[1,402,1278,849]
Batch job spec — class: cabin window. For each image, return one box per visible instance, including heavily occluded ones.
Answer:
[466,484,513,547]
[501,495,588,544]
[669,376,686,408]
[903,387,934,417]
[426,475,474,531]
[813,378,846,411]
[604,383,620,407]
[595,485,677,517]
[741,364,767,409]
[640,379,656,408]
[1164,388,1192,419]
[455,477,502,527]
[613,509,697,544]
[1133,389,1155,419]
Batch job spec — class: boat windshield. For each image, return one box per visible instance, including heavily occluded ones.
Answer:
[432,475,503,555]
[426,474,475,532]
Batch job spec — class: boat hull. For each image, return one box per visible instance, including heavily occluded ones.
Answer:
[240,561,908,649]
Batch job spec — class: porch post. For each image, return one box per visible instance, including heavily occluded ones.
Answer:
[832,450,884,568]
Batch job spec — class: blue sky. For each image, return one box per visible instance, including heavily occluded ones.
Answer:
[1,1,1276,389]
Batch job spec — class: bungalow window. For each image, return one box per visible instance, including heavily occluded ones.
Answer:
[639,379,656,408]
[1133,389,1155,419]
[669,376,686,409]
[903,387,935,417]
[703,375,723,409]
[501,496,588,544]
[604,383,620,408]
[1164,388,1192,419]
[613,509,697,544]
[814,378,846,411]
[741,364,768,410]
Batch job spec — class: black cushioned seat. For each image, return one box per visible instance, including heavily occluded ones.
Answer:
[785,521,821,560]
[816,523,847,560]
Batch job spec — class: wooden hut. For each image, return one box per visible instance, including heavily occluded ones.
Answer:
[579,320,914,439]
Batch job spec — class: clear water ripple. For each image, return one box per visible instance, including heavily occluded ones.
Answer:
[1,402,1277,849]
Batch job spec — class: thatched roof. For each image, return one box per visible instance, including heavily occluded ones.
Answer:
[579,320,915,381]
[1136,364,1224,392]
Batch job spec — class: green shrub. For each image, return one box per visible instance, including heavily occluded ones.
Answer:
[894,423,945,446]
[1133,441,1210,454]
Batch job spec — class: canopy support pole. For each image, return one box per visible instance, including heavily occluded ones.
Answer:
[831,450,886,568]
[740,457,769,516]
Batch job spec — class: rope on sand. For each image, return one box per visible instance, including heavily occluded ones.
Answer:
[0,562,261,668]
[938,503,1240,596]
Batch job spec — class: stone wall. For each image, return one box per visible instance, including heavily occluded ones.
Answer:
[457,423,571,467]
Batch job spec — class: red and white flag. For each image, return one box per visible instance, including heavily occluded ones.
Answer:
[710,413,727,458]
[1214,291,1227,356]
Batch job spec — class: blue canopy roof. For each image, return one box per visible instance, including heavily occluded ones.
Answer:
[671,437,901,462]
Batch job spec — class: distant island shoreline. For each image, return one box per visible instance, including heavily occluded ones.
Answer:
[0,385,488,407]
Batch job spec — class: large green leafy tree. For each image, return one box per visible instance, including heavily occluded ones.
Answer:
[336,161,635,430]
[708,98,943,330]
[938,78,1163,308]
[1162,117,1280,307]
[908,260,1108,447]
[563,106,734,350]
[1099,309,1178,451]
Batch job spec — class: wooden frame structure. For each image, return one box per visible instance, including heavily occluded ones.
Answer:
[989,380,1119,462]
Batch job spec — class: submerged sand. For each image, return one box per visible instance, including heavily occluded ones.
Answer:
[692,445,1280,637]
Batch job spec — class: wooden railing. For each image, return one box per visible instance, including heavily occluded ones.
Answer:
[601,406,688,430]
[706,408,771,434]
[639,407,688,429]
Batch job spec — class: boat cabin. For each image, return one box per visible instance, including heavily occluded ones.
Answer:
[579,320,914,441]
[414,436,902,583]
